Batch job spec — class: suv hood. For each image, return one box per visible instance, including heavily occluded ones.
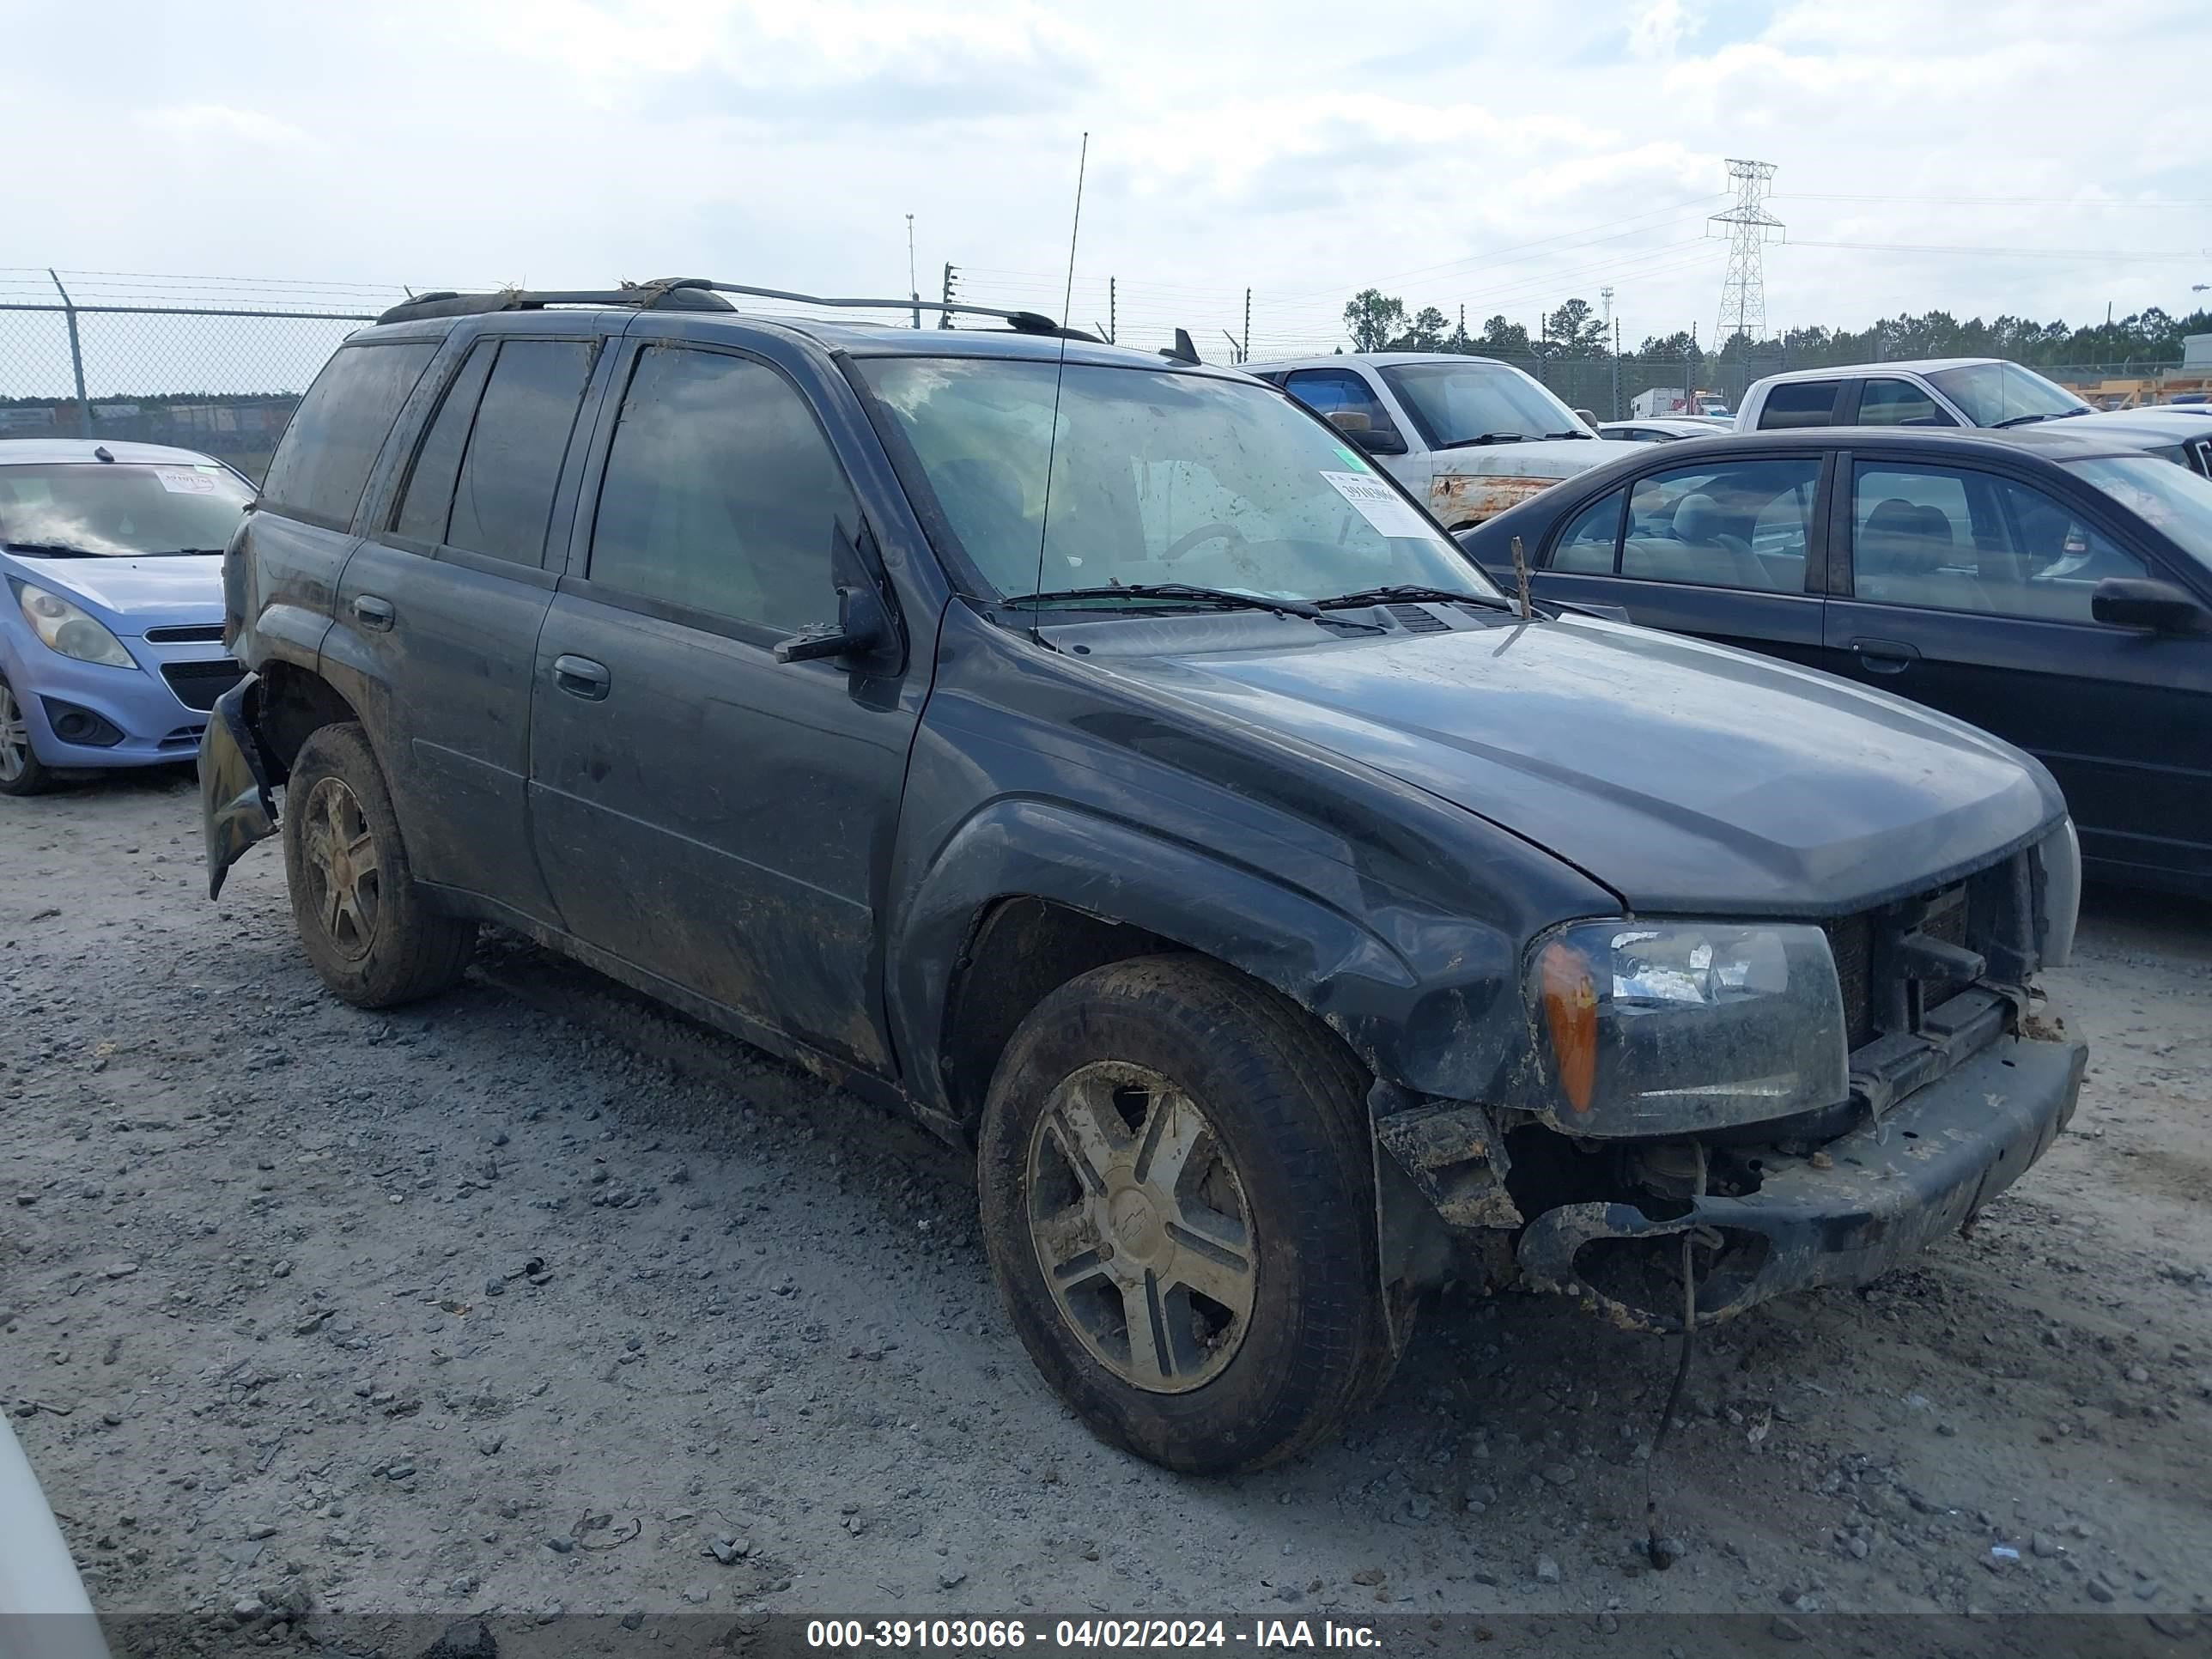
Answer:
[1428,438,1607,525]
[7,554,225,628]
[1110,614,2060,917]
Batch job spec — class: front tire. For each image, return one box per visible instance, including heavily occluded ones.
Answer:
[282,722,474,1007]
[0,675,52,797]
[978,955,1395,1474]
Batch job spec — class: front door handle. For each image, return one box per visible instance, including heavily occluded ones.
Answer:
[551,654,611,701]
[352,594,395,631]
[1848,637,1920,674]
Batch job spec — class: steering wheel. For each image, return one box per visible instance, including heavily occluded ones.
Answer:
[1162,521,1249,562]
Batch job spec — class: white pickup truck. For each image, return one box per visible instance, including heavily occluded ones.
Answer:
[1243,352,1610,529]
[1735,357,2090,432]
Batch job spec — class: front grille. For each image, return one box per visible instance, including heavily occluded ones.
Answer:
[1823,882,1973,1052]
[143,623,227,644]
[161,658,244,711]
[1822,912,1876,1048]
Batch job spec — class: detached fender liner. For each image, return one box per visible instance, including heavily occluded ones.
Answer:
[199,674,279,901]
[1517,1032,2087,1332]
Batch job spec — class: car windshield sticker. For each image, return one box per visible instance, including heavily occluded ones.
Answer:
[1322,471,1431,539]
[154,469,221,495]
[1332,444,1372,471]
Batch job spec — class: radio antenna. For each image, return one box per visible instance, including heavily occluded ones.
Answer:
[1029,131,1089,639]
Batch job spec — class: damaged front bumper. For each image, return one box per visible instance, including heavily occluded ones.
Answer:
[198,674,278,901]
[1516,1027,2086,1330]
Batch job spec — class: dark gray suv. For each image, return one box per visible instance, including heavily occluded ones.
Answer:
[201,279,2087,1474]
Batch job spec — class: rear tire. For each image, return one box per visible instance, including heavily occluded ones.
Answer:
[977,954,1396,1474]
[282,721,474,1007]
[0,675,52,797]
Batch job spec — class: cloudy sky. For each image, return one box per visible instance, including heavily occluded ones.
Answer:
[3,0,2209,360]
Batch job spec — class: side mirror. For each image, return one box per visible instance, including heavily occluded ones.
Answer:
[1324,411,1407,457]
[2091,575,2209,635]
[774,580,893,664]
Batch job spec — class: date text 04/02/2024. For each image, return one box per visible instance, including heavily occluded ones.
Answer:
[803,1619,1382,1650]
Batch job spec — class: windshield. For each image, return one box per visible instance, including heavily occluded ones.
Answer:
[1924,362,2087,427]
[1377,362,1589,447]
[2064,453,2212,571]
[860,359,1502,606]
[0,461,252,556]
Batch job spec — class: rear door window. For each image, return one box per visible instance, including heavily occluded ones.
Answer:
[259,342,437,531]
[1548,488,1623,571]
[1756,380,1843,430]
[392,342,497,544]
[1621,459,1820,590]
[443,340,597,566]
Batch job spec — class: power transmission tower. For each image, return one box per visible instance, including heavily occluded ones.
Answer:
[939,263,957,329]
[1710,159,1782,349]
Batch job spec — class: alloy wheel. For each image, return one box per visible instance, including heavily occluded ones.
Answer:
[1025,1060,1257,1393]
[297,775,382,960]
[0,681,29,784]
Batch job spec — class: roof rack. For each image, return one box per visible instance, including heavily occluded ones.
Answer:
[645,279,1099,342]
[374,277,1100,343]
[373,285,734,326]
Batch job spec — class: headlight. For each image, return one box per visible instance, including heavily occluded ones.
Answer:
[14,582,136,669]
[1527,920,1849,1135]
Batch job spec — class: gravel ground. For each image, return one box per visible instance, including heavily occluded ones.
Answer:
[4,768,2210,1637]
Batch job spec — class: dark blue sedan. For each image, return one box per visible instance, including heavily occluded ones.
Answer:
[1457,425,2212,897]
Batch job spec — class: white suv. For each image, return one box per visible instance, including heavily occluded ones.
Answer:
[1243,352,1607,529]
[1735,357,2090,433]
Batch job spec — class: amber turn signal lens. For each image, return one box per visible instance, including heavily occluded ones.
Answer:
[1537,940,1599,1115]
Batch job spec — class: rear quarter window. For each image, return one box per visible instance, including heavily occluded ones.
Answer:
[1755,380,1843,431]
[260,342,438,531]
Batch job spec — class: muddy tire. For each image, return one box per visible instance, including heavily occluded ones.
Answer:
[281,721,474,1008]
[0,674,52,797]
[977,954,1395,1474]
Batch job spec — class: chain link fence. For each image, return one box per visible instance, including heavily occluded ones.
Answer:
[0,270,406,481]
[5,270,2196,479]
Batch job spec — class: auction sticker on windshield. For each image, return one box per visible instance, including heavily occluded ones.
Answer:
[155,469,222,495]
[1322,471,1432,539]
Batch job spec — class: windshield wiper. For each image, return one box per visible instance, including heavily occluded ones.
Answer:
[1991,410,2086,429]
[1002,583,1324,621]
[1314,583,1510,612]
[158,547,229,556]
[1432,434,1528,451]
[1540,429,1595,441]
[3,539,102,557]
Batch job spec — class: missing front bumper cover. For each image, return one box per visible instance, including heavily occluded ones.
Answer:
[1515,1031,2086,1332]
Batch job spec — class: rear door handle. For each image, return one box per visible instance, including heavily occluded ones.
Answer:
[352,594,395,631]
[1848,637,1920,674]
[551,654,611,701]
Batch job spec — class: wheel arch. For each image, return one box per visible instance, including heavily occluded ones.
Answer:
[252,660,362,779]
[894,799,1439,1139]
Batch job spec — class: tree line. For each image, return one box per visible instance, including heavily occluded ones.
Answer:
[1341,289,2212,368]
